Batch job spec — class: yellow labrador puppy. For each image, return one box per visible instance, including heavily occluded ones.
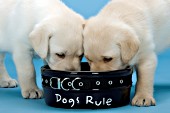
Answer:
[0,0,84,99]
[83,0,170,106]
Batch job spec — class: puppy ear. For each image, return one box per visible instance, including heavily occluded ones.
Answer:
[82,20,87,29]
[83,23,85,29]
[119,31,140,64]
[29,24,51,59]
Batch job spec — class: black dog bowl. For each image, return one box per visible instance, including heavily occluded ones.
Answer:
[41,62,133,109]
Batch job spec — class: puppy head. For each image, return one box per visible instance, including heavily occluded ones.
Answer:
[29,16,84,71]
[83,19,140,71]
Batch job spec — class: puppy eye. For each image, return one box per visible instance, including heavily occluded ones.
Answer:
[56,53,65,59]
[103,57,113,63]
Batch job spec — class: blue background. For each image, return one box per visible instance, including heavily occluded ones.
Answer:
[1,0,170,113]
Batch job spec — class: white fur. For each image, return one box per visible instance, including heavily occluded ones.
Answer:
[83,0,170,106]
[0,0,84,99]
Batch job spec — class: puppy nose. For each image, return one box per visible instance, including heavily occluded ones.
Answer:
[90,64,99,71]
[66,67,76,71]
[69,68,76,71]
[90,67,99,71]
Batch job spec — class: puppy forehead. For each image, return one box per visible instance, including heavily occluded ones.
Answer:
[49,25,83,54]
[50,38,83,55]
[83,31,114,52]
[84,43,120,59]
[83,24,124,57]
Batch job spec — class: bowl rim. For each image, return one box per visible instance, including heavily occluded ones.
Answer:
[41,64,133,78]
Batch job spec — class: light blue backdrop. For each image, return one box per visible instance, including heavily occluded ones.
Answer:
[1,0,170,113]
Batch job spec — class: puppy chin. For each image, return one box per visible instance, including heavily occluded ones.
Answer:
[90,64,129,72]
[48,63,61,70]
[90,66,114,72]
[110,65,130,71]
[48,63,80,71]
[46,62,64,71]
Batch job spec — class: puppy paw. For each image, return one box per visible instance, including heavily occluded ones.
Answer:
[0,79,18,88]
[131,94,156,107]
[22,89,43,99]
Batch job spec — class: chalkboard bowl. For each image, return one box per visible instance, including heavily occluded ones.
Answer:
[41,62,133,109]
